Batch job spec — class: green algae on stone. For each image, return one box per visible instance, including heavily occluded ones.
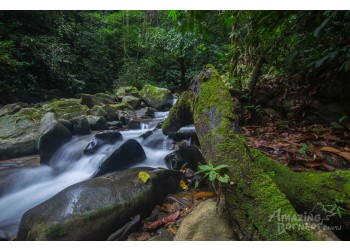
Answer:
[139,84,173,110]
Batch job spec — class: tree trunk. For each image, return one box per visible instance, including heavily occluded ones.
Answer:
[249,56,265,95]
[163,65,350,240]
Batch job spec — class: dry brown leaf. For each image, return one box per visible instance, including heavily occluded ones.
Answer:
[339,152,350,162]
[320,147,341,154]
[192,192,216,200]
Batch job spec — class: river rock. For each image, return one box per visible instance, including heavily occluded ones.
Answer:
[135,107,156,119]
[139,84,173,110]
[0,108,44,159]
[84,130,123,155]
[107,121,123,130]
[115,86,139,99]
[0,103,26,117]
[128,120,141,130]
[17,168,181,240]
[121,96,141,109]
[42,99,89,120]
[117,110,134,124]
[164,145,206,170]
[87,105,108,118]
[0,230,11,241]
[92,139,146,177]
[58,119,73,132]
[94,93,116,104]
[38,112,72,165]
[175,199,236,241]
[102,103,133,121]
[81,94,103,108]
[87,115,108,131]
[70,116,91,135]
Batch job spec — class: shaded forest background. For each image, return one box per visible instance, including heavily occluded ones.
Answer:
[0,10,349,105]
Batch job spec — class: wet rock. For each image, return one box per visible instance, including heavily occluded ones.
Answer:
[117,110,134,124]
[17,168,181,240]
[149,228,173,241]
[87,115,108,131]
[164,145,206,171]
[0,103,25,117]
[70,116,91,135]
[168,127,198,144]
[135,107,156,119]
[92,139,146,177]
[87,105,108,118]
[139,84,173,110]
[107,214,141,241]
[0,230,10,241]
[81,94,102,108]
[42,99,89,120]
[84,130,123,155]
[58,119,73,132]
[0,108,44,159]
[107,121,123,130]
[128,120,141,130]
[102,103,133,121]
[39,112,72,165]
[139,131,153,140]
[122,96,141,109]
[115,86,139,99]
[94,93,116,104]
[175,199,236,241]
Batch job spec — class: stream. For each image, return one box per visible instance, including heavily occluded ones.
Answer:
[0,110,179,237]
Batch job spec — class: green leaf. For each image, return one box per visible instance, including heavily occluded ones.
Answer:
[209,171,217,181]
[339,115,347,123]
[138,172,151,184]
[194,180,199,189]
[199,165,211,171]
[217,174,230,183]
[208,161,214,169]
[298,143,308,154]
[213,164,229,171]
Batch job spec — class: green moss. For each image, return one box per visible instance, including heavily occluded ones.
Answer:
[49,99,89,120]
[191,64,315,240]
[162,90,193,135]
[15,108,44,122]
[115,86,139,98]
[110,102,133,110]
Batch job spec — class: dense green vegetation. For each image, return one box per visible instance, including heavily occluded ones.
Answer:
[0,10,349,103]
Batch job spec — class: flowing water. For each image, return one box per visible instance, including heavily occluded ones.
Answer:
[0,110,176,237]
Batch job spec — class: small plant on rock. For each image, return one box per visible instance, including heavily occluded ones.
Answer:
[195,162,231,205]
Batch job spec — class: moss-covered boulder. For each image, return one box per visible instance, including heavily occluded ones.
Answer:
[86,115,108,131]
[70,116,91,135]
[81,94,103,109]
[115,86,139,99]
[42,99,89,121]
[121,95,141,109]
[17,168,181,240]
[101,103,133,121]
[0,103,28,117]
[94,93,116,104]
[0,108,44,159]
[87,105,108,118]
[139,84,173,110]
[38,112,72,164]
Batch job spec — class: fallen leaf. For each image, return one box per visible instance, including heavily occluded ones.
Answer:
[138,172,150,184]
[306,161,325,168]
[320,147,341,154]
[145,211,180,230]
[339,152,350,162]
[167,225,178,235]
[137,232,151,241]
[179,180,188,190]
[192,191,216,200]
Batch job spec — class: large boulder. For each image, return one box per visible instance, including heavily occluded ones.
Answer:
[0,103,27,117]
[121,96,141,109]
[81,94,103,109]
[87,105,108,118]
[175,199,236,241]
[38,112,72,165]
[92,139,146,177]
[70,116,91,135]
[84,130,123,155]
[94,93,116,104]
[102,103,133,121]
[164,145,206,171]
[87,115,108,131]
[115,86,139,99]
[139,84,173,110]
[17,168,181,240]
[135,107,156,119]
[0,108,44,159]
[42,99,89,121]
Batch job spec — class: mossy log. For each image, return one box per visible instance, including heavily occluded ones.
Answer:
[163,65,350,240]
